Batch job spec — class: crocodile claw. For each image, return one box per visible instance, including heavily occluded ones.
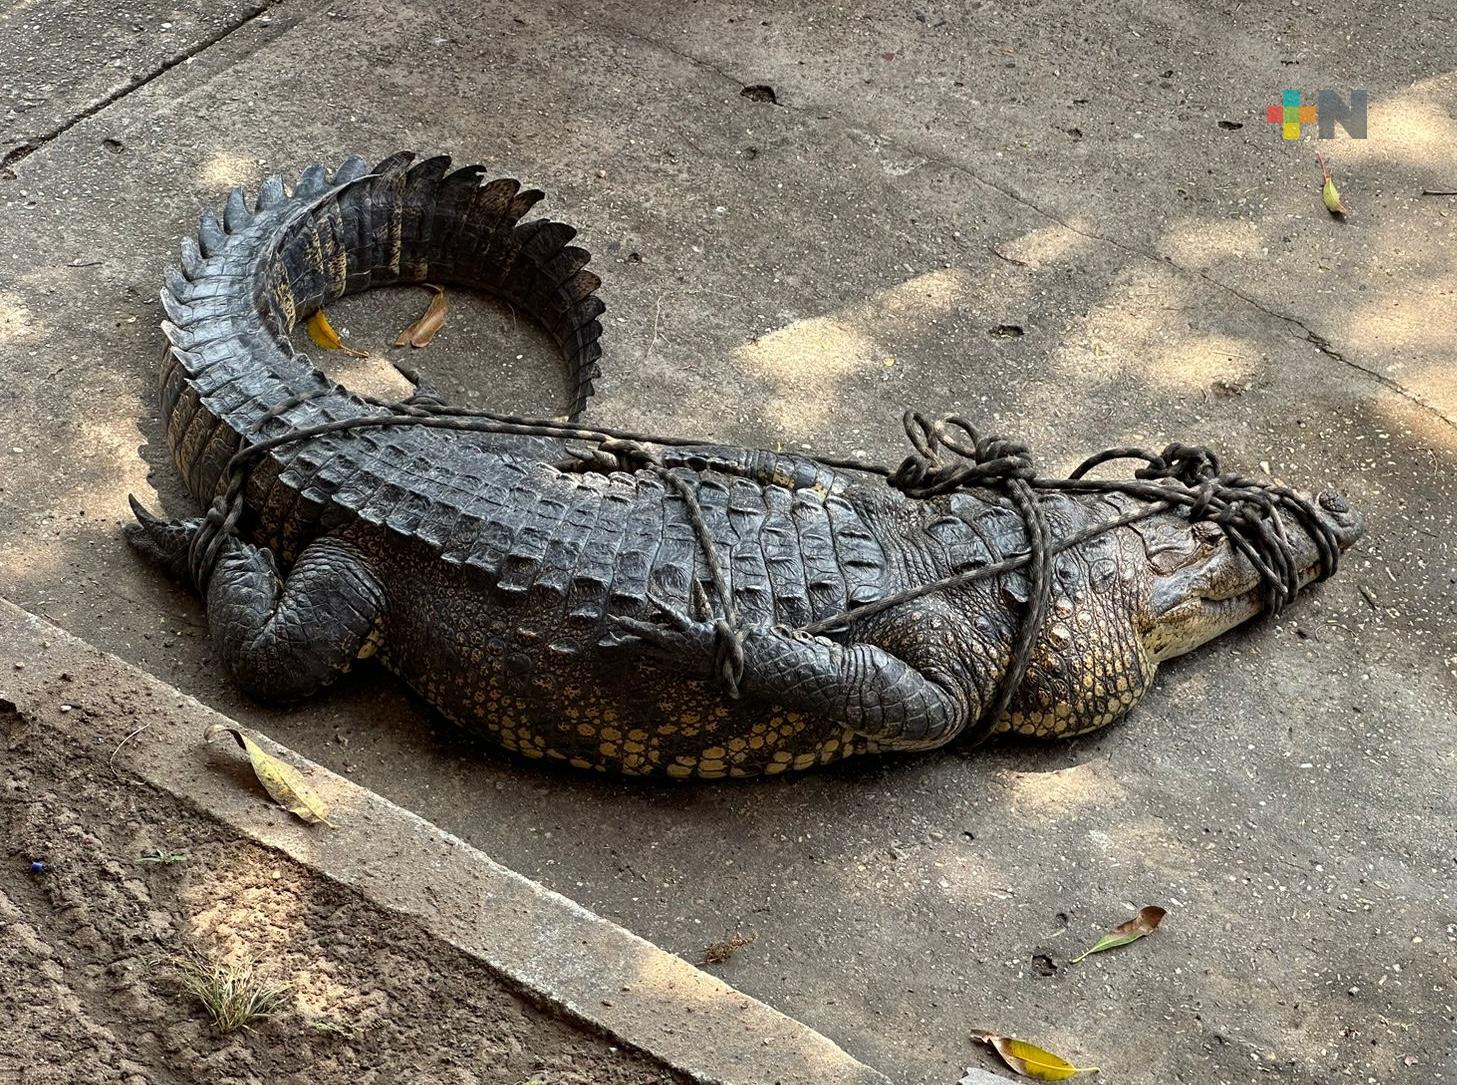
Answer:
[599,606,719,673]
[127,493,163,526]
[123,495,202,583]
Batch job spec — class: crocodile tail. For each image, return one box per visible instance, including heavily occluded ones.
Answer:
[317,152,605,417]
[156,152,608,530]
[160,152,605,448]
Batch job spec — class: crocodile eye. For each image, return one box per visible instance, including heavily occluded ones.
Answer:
[1192,521,1224,545]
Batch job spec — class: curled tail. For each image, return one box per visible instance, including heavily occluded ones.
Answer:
[159,151,607,506]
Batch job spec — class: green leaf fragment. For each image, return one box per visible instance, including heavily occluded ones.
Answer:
[1069,905,1167,963]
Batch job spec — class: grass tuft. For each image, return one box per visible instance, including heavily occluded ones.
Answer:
[163,951,290,1032]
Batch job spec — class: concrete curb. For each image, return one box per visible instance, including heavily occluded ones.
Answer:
[0,599,890,1085]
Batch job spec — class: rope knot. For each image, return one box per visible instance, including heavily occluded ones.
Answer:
[1135,442,1221,486]
[600,437,663,471]
[186,484,247,593]
[889,412,1036,499]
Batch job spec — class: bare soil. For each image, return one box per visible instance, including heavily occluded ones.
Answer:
[0,701,685,1085]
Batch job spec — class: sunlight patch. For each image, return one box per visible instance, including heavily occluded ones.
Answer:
[197,151,261,191]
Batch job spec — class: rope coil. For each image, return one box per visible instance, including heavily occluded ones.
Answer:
[189,391,1341,743]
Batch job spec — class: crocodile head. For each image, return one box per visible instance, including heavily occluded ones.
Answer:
[1136,490,1364,662]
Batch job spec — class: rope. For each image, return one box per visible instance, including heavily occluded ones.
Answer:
[883,416,1052,745]
[188,391,1341,743]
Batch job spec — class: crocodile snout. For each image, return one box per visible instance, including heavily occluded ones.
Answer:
[1316,490,1364,551]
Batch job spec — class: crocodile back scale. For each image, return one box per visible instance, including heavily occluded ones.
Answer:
[128,151,1365,779]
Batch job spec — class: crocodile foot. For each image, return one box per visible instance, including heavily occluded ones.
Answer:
[602,603,705,659]
[599,594,729,671]
[123,495,202,584]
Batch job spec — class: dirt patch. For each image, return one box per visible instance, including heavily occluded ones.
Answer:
[0,704,685,1085]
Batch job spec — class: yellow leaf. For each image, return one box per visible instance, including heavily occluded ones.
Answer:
[306,310,369,358]
[1316,151,1347,216]
[205,724,335,826]
[394,284,448,348]
[971,1031,1099,1081]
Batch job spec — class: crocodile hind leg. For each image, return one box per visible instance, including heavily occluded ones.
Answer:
[125,499,386,703]
[603,610,980,750]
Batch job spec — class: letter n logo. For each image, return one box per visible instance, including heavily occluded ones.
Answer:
[1317,89,1369,139]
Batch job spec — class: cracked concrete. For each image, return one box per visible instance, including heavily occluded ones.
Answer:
[1,1,1454,1083]
[605,8,1457,436]
[0,0,285,170]
[580,1,1457,436]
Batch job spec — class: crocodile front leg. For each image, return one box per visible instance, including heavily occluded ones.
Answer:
[605,612,977,750]
[126,500,385,703]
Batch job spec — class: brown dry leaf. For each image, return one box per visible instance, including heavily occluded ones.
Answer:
[969,1031,1099,1081]
[1070,905,1167,963]
[205,724,334,826]
[700,931,757,965]
[306,310,369,358]
[394,284,447,348]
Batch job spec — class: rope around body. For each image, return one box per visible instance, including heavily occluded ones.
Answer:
[183,394,1341,747]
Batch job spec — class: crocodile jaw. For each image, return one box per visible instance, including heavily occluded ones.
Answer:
[1141,491,1364,663]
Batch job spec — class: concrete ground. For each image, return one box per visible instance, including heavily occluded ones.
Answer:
[2,1,1455,1083]
[0,599,888,1085]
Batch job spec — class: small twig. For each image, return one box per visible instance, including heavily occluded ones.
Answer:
[136,849,188,865]
[644,293,666,364]
[110,721,152,783]
[1419,189,1457,196]
[673,286,742,302]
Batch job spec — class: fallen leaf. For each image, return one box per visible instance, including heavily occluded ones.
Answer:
[1070,905,1167,962]
[1316,150,1348,216]
[700,930,757,965]
[394,284,447,348]
[970,1031,1099,1081]
[205,724,334,826]
[306,310,369,358]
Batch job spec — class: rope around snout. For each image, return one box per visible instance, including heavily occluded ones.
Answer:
[185,398,1341,747]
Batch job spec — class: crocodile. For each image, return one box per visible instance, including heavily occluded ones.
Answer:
[126,151,1364,779]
